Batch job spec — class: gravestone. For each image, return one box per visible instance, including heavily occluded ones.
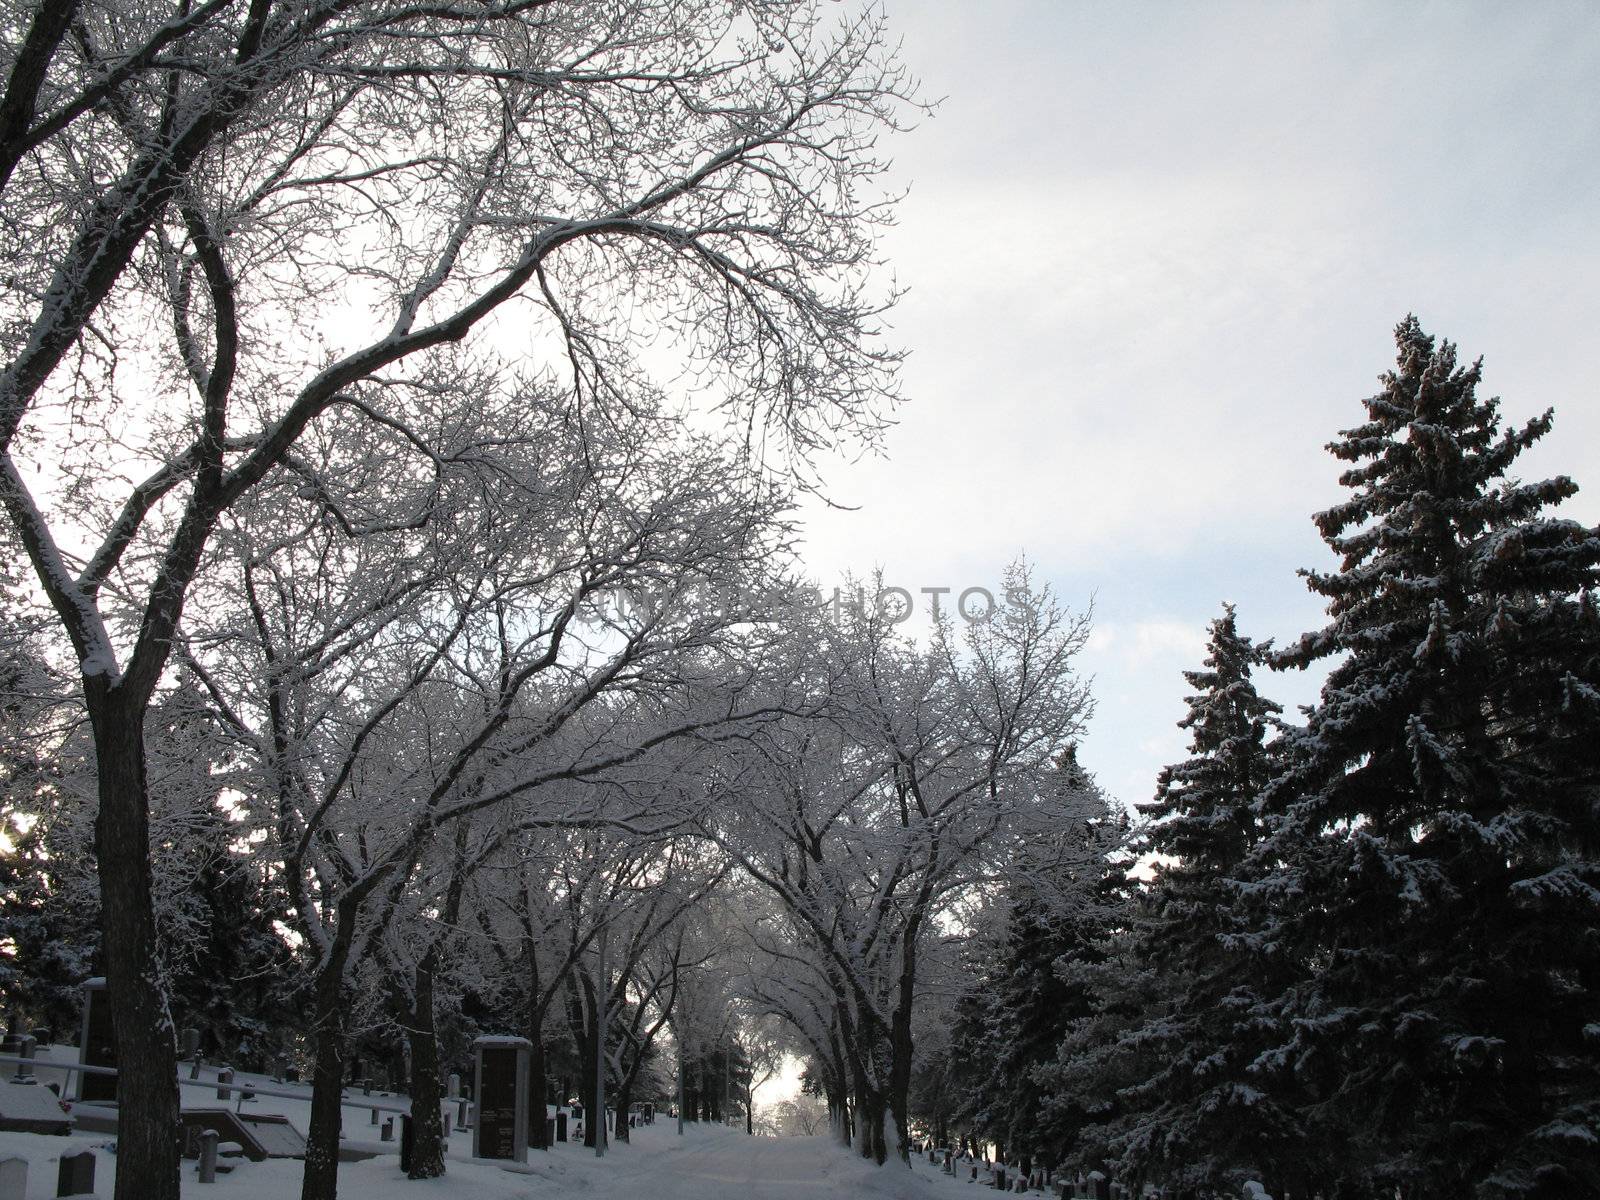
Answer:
[447,1072,460,1099]
[1087,1171,1110,1200]
[381,1116,394,1142]
[9,1036,34,1083]
[75,979,116,1103]
[57,1150,95,1196]
[0,1156,25,1200]
[471,1035,530,1163]
[556,1110,568,1142]
[183,1028,202,1081]
[197,1130,219,1184]
[216,1067,234,1101]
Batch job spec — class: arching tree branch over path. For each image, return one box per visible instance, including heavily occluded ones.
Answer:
[0,3,917,1195]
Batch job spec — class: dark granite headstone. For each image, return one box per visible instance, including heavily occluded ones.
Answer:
[57,1150,95,1196]
[471,1036,530,1162]
[76,980,116,1103]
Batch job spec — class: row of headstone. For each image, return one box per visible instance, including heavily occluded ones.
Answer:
[78,982,306,1103]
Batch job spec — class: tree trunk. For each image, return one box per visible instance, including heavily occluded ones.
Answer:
[91,698,181,1200]
[888,1002,914,1164]
[404,957,446,1179]
[887,917,919,1165]
[571,979,599,1149]
[300,904,357,1200]
[527,1032,548,1150]
[613,1076,631,1144]
[526,952,548,1150]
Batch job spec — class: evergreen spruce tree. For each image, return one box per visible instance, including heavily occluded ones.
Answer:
[1052,609,1308,1192]
[0,570,99,1039]
[146,687,301,1066]
[950,749,1130,1170]
[1254,317,1600,1197]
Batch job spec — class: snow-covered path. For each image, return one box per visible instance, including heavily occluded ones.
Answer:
[594,1124,962,1200]
[0,1118,971,1199]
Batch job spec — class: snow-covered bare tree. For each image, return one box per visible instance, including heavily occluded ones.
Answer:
[712,567,1093,1164]
[0,2,914,1193]
[179,386,801,1196]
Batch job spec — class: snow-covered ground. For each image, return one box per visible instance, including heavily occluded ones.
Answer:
[1,1051,971,1199]
[0,1118,976,1199]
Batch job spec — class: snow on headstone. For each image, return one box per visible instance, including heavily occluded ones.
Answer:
[197,1130,219,1184]
[1242,1184,1273,1200]
[0,1156,25,1200]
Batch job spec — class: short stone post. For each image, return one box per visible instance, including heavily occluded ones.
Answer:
[458,1097,470,1129]
[272,1056,287,1083]
[381,1116,394,1142]
[447,1072,460,1099]
[183,1027,202,1080]
[0,1156,26,1200]
[443,1111,453,1137]
[370,1106,379,1125]
[216,1066,234,1101]
[362,1077,372,1096]
[197,1130,220,1184]
[10,1035,35,1083]
[56,1150,95,1196]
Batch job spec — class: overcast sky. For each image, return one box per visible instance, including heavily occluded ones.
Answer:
[796,0,1600,807]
